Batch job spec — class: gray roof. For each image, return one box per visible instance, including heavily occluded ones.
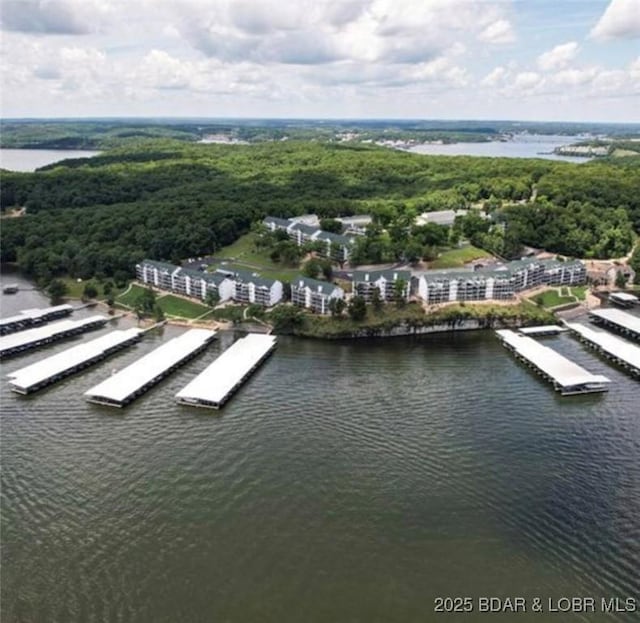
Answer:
[140,259,180,273]
[289,222,319,236]
[352,269,411,282]
[263,216,292,228]
[293,276,340,295]
[218,268,280,289]
[314,230,354,246]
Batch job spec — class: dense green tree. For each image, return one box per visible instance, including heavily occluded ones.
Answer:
[269,305,305,333]
[371,287,383,313]
[319,218,342,233]
[82,282,98,299]
[47,279,68,303]
[348,295,367,321]
[328,297,346,317]
[615,270,627,289]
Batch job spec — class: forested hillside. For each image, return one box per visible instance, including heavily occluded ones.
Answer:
[1,140,639,284]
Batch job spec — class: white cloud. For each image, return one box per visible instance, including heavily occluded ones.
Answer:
[481,66,508,87]
[590,0,640,40]
[478,19,516,44]
[537,41,579,71]
[513,71,543,92]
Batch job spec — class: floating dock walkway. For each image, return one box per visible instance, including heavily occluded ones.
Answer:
[589,308,640,341]
[496,329,610,395]
[0,315,108,358]
[0,304,74,335]
[518,325,567,337]
[7,328,144,394]
[176,333,277,409]
[564,322,640,378]
[84,328,216,407]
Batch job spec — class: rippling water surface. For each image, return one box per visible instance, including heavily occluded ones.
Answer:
[1,275,639,622]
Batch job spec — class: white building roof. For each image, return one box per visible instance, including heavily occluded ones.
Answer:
[85,329,216,404]
[496,329,610,389]
[0,315,106,354]
[7,328,143,392]
[565,323,640,372]
[176,334,276,406]
[590,308,640,334]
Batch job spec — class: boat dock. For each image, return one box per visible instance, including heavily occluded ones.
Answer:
[588,308,640,341]
[84,329,216,407]
[496,329,610,395]
[7,328,144,394]
[609,292,638,308]
[0,304,74,335]
[176,333,277,409]
[518,325,567,336]
[0,315,108,358]
[564,322,640,378]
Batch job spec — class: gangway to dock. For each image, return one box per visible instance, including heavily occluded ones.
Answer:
[6,328,144,394]
[0,304,74,335]
[588,308,640,341]
[0,315,108,358]
[176,333,277,409]
[564,322,640,378]
[496,329,610,395]
[84,329,216,407]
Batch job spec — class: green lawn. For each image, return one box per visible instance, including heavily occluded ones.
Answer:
[60,276,127,301]
[212,232,302,282]
[430,245,491,269]
[116,283,149,307]
[531,289,575,308]
[156,295,210,319]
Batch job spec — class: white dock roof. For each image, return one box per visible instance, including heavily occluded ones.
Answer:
[7,328,143,392]
[518,325,566,335]
[0,315,106,353]
[85,328,215,404]
[176,334,276,406]
[0,304,73,327]
[565,323,640,372]
[496,329,610,389]
[610,292,638,303]
[590,308,640,334]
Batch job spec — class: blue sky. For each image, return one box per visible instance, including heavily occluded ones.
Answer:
[1,0,638,121]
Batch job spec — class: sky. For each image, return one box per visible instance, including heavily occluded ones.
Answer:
[1,0,639,122]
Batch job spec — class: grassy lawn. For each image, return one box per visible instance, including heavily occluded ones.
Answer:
[156,294,210,319]
[430,245,491,269]
[531,289,575,308]
[60,276,127,301]
[211,233,302,282]
[116,283,149,307]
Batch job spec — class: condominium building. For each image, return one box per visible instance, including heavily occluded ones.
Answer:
[291,276,345,314]
[416,258,586,304]
[262,216,355,262]
[352,269,411,302]
[136,260,282,307]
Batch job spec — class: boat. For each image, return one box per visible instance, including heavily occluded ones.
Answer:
[2,284,19,294]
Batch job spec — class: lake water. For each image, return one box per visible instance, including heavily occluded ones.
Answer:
[0,149,101,172]
[408,134,591,162]
[1,272,639,622]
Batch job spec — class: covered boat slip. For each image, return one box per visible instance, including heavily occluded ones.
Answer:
[518,325,567,336]
[84,329,216,407]
[176,334,277,409]
[589,308,640,341]
[7,328,144,395]
[0,304,74,335]
[496,330,610,395]
[564,322,640,378]
[609,291,638,308]
[0,315,108,358]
